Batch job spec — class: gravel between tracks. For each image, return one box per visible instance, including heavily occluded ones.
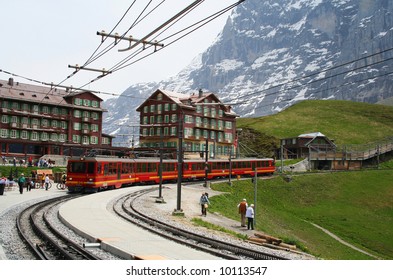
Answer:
[135,183,316,260]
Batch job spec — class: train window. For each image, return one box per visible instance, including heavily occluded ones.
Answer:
[87,162,95,173]
[148,163,157,172]
[97,163,102,174]
[69,162,85,173]
[109,162,117,175]
[104,163,109,175]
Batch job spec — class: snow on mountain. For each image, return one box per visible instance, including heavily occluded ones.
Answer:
[103,0,393,146]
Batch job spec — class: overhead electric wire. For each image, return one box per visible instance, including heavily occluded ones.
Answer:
[79,0,243,89]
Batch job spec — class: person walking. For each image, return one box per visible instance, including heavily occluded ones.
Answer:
[44,174,50,191]
[200,192,210,216]
[246,204,255,230]
[18,173,26,194]
[237,198,248,227]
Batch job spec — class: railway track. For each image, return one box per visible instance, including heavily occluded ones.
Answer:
[113,188,288,260]
[16,195,102,260]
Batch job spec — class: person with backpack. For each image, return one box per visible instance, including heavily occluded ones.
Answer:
[199,192,210,216]
[18,173,26,194]
[237,198,248,227]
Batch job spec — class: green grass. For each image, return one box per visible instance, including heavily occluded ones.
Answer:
[191,218,248,240]
[237,100,393,145]
[209,170,393,259]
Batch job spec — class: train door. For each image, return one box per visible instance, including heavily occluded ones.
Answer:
[117,162,121,180]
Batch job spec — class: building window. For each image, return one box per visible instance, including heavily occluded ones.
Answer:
[91,112,98,120]
[83,111,89,118]
[83,99,90,106]
[171,114,177,123]
[73,135,80,143]
[157,115,162,124]
[82,136,89,144]
[157,93,163,100]
[142,129,148,136]
[102,137,109,145]
[74,110,81,118]
[91,124,98,132]
[22,103,29,112]
[59,134,66,142]
[150,116,155,124]
[171,127,177,136]
[33,105,39,113]
[10,130,18,139]
[74,98,82,106]
[225,121,232,129]
[1,115,8,124]
[164,127,169,136]
[149,127,154,136]
[73,122,81,130]
[143,106,148,113]
[42,106,49,114]
[91,100,99,107]
[61,121,67,129]
[0,129,8,138]
[41,119,48,127]
[52,120,58,128]
[196,105,202,114]
[52,107,59,115]
[12,102,19,110]
[164,115,169,123]
[184,115,193,123]
[1,101,8,109]
[150,104,155,113]
[11,116,18,124]
[90,136,98,144]
[51,133,58,141]
[41,132,48,141]
[164,104,170,111]
[171,104,177,111]
[31,132,39,141]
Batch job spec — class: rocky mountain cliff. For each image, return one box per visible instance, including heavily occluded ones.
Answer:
[103,0,393,146]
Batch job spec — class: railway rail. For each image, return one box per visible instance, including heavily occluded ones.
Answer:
[113,188,288,260]
[16,195,102,260]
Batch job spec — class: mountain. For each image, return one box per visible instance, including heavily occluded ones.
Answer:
[103,0,393,146]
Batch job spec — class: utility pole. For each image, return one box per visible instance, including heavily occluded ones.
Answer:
[156,130,165,203]
[173,112,184,216]
[254,168,257,227]
[229,146,232,186]
[204,138,209,188]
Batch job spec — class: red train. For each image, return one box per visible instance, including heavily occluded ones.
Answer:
[66,156,275,193]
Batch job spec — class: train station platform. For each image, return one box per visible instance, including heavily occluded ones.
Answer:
[0,181,66,260]
[59,186,223,260]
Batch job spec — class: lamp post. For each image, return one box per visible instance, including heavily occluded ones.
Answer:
[173,110,184,216]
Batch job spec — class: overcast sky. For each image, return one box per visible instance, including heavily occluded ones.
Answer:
[1,0,237,99]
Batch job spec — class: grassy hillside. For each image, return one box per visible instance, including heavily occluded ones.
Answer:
[237,100,393,145]
[210,170,393,260]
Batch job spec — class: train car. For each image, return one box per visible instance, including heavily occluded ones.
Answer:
[66,156,275,193]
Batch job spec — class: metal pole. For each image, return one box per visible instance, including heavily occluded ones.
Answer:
[156,130,164,203]
[254,168,257,227]
[175,114,184,213]
[204,138,209,188]
[229,146,232,186]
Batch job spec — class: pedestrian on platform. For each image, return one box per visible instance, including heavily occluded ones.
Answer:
[237,198,248,227]
[246,204,255,230]
[200,192,210,216]
[18,173,26,194]
[26,177,32,191]
[44,174,50,191]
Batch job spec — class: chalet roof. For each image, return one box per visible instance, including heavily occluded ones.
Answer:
[0,78,104,110]
[298,132,325,138]
[299,132,336,147]
[136,88,238,117]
